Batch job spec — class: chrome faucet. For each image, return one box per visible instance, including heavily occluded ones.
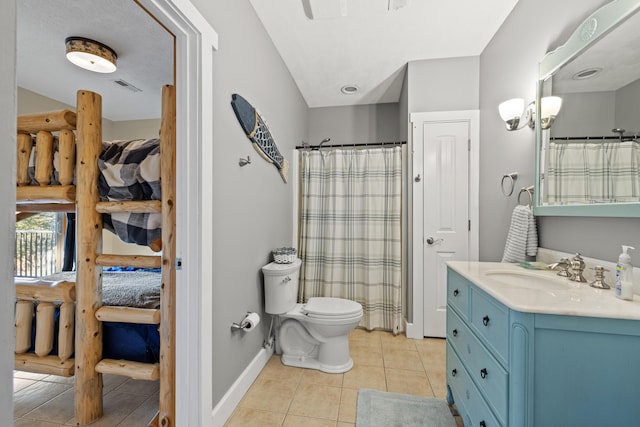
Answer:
[548,257,571,277]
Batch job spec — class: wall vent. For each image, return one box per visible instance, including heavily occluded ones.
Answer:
[113,79,142,93]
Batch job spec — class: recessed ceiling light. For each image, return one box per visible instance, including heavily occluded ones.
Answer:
[341,84,359,94]
[572,67,602,80]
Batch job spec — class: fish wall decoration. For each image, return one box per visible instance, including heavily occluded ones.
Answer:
[231,94,288,183]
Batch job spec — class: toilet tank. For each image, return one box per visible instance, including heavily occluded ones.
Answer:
[261,258,302,314]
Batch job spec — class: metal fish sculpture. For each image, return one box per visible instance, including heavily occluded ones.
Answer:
[231,94,289,183]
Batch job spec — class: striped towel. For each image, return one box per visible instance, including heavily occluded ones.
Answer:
[501,205,538,263]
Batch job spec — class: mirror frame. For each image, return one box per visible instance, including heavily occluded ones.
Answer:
[534,0,640,217]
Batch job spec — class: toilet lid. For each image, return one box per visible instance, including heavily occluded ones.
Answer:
[303,297,362,318]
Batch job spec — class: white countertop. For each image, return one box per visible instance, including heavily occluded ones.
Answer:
[447,261,640,321]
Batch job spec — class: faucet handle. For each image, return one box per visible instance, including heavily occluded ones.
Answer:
[590,266,611,289]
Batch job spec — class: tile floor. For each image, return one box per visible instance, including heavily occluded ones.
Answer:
[13,371,159,426]
[13,329,460,426]
[225,329,462,427]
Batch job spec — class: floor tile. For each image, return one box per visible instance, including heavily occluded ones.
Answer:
[22,387,75,424]
[224,406,285,427]
[380,333,418,352]
[283,414,338,427]
[342,365,386,391]
[385,368,434,397]
[299,368,343,388]
[238,377,298,413]
[382,348,425,371]
[288,383,341,420]
[337,388,358,423]
[350,346,383,367]
[14,377,36,393]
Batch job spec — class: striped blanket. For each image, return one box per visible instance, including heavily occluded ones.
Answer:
[99,139,161,248]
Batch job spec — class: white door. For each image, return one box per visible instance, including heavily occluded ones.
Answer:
[410,111,478,339]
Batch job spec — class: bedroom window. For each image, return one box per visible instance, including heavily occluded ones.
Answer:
[15,212,65,277]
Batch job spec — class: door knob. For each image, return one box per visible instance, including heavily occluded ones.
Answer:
[426,237,443,245]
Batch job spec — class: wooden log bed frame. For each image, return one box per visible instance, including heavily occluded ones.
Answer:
[14,87,176,426]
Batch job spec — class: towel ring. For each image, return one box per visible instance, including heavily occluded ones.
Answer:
[501,172,518,196]
[518,186,534,208]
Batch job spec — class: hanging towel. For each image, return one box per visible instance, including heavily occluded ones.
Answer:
[501,205,538,263]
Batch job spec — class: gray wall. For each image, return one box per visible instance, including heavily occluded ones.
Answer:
[551,91,615,137]
[479,0,640,263]
[407,56,479,112]
[190,0,309,406]
[0,0,16,423]
[616,78,640,131]
[308,103,400,146]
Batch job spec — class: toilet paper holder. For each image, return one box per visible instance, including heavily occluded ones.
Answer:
[231,312,260,331]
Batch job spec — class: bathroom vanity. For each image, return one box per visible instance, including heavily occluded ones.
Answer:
[445,261,640,427]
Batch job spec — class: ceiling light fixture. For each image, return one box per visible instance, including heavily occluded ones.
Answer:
[341,84,359,94]
[65,37,117,73]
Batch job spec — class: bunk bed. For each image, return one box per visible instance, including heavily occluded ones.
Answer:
[13,87,176,426]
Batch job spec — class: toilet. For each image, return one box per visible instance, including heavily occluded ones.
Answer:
[262,258,363,373]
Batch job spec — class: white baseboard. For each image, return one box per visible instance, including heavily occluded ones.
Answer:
[211,346,274,426]
[405,320,423,340]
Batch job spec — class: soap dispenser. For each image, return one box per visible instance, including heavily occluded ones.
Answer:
[615,245,635,300]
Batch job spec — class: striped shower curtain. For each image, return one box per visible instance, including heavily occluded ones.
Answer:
[546,140,640,203]
[298,146,403,333]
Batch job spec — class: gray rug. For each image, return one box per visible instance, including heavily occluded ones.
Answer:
[356,389,457,427]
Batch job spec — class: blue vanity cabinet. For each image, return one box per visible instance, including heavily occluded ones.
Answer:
[446,266,640,427]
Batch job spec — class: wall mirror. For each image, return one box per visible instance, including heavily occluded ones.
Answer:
[535,0,640,217]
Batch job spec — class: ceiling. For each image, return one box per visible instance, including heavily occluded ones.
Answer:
[17,0,521,120]
[17,0,174,122]
[249,0,520,108]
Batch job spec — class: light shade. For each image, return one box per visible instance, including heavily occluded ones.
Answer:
[498,98,526,130]
[65,37,117,73]
[540,96,563,129]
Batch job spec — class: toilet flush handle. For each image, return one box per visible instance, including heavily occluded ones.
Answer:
[283,276,291,283]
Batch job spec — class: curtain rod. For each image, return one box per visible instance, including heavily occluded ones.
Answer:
[549,135,638,142]
[295,140,407,150]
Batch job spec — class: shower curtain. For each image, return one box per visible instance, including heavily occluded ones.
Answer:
[546,140,640,203]
[298,146,403,333]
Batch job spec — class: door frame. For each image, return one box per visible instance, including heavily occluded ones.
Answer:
[406,110,479,339]
[138,1,218,424]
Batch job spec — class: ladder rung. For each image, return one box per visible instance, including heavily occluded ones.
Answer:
[96,306,160,324]
[95,359,159,380]
[96,200,162,214]
[96,254,161,269]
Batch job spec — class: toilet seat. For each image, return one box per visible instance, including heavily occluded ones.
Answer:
[303,297,362,318]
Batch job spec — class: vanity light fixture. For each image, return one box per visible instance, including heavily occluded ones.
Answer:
[498,96,562,131]
[65,37,117,73]
[498,98,532,131]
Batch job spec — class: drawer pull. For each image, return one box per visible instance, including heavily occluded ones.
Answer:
[452,329,458,337]
[480,368,488,379]
[453,289,459,297]
[482,315,490,326]
[480,422,486,427]
[451,369,457,377]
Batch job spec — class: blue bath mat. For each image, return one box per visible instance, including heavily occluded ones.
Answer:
[356,389,457,427]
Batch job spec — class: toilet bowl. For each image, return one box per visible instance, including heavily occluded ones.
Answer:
[262,259,363,373]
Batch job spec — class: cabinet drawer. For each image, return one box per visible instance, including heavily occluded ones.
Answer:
[447,309,508,424]
[448,269,469,318]
[447,344,503,427]
[470,288,509,365]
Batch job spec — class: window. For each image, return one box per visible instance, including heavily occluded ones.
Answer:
[15,212,65,277]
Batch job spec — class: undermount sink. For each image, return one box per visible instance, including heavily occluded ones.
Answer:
[483,269,570,291]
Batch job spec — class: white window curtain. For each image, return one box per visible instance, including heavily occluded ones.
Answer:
[546,140,640,204]
[298,146,403,333]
